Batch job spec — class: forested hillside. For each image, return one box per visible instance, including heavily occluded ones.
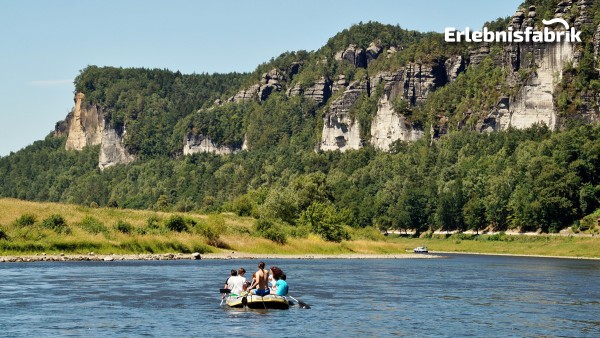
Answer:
[1,0,600,240]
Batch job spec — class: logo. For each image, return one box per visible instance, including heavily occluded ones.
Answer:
[445,18,581,43]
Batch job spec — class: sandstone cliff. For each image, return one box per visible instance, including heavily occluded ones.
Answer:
[98,126,135,170]
[65,93,103,150]
[60,92,135,170]
[370,69,429,149]
[319,79,368,151]
[475,1,598,132]
[229,69,285,103]
[183,134,240,155]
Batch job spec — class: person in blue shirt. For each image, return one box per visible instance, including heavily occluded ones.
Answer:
[269,266,288,296]
[276,273,288,296]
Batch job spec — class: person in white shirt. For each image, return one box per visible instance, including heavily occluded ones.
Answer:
[227,268,247,296]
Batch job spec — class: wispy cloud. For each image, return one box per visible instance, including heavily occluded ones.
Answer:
[27,79,72,87]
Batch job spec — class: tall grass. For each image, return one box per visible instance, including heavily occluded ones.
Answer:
[1,198,599,258]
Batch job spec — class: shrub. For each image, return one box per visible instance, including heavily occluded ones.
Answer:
[0,227,8,240]
[232,195,254,216]
[349,226,385,241]
[449,233,477,241]
[147,215,161,229]
[114,220,133,234]
[202,215,226,247]
[254,218,287,244]
[486,232,508,241]
[41,214,71,234]
[164,215,188,232]
[136,215,165,235]
[289,225,310,239]
[579,213,599,232]
[77,216,108,235]
[13,213,37,227]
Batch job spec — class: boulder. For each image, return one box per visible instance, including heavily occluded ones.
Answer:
[366,42,383,63]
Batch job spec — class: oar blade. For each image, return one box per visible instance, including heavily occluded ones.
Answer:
[288,295,311,309]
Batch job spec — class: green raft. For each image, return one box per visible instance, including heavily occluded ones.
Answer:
[226,293,290,310]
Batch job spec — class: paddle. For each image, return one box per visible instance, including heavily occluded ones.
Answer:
[288,295,311,309]
[220,288,231,306]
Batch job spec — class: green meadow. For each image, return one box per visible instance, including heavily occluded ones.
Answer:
[0,198,598,259]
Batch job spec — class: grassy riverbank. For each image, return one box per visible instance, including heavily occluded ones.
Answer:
[1,198,599,258]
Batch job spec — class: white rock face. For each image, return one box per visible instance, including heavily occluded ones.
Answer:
[65,93,103,150]
[98,127,135,170]
[319,83,366,152]
[183,134,239,155]
[320,111,362,152]
[501,40,574,130]
[370,95,423,150]
[64,92,136,169]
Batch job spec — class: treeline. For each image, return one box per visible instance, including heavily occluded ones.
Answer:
[1,124,599,238]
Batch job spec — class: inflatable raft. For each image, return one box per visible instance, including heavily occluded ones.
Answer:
[226,294,290,310]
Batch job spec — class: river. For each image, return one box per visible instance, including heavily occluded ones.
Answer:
[1,254,599,337]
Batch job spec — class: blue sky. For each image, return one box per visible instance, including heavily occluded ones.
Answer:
[0,0,522,157]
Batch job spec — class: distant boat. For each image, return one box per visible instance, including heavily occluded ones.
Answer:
[413,246,428,253]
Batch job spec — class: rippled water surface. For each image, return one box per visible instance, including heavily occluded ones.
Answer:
[1,255,599,337]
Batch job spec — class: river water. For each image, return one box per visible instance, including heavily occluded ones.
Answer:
[0,254,599,337]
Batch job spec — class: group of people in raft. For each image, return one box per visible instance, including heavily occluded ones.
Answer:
[223,261,288,297]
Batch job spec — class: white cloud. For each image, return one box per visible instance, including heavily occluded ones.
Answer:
[27,79,72,86]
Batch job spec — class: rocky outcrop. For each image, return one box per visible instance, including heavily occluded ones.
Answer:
[183,134,239,155]
[370,71,425,150]
[366,42,383,64]
[288,77,332,105]
[334,42,383,67]
[479,4,578,131]
[472,1,600,131]
[319,79,369,151]
[506,39,574,130]
[372,62,448,106]
[368,64,447,150]
[59,93,136,170]
[65,93,103,150]
[0,252,203,263]
[594,23,600,59]
[98,126,135,170]
[444,56,466,83]
[232,84,260,102]
[335,44,367,68]
[332,75,348,93]
[230,69,283,103]
[320,60,454,151]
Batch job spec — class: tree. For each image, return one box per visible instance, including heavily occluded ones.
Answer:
[463,197,486,234]
[299,201,349,242]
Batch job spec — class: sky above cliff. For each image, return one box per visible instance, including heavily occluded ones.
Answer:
[0,0,522,157]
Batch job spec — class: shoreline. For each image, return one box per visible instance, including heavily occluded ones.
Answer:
[432,251,600,261]
[0,252,443,263]
[1,251,599,263]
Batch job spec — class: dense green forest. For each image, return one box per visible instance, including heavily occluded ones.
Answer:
[2,2,600,240]
[2,124,599,239]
